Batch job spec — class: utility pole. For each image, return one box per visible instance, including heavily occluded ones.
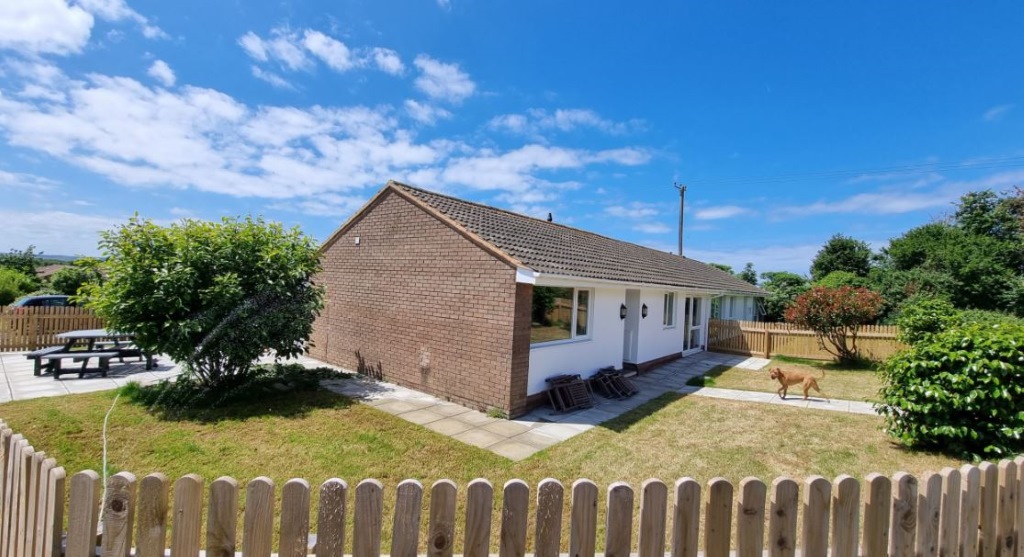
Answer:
[674,182,687,256]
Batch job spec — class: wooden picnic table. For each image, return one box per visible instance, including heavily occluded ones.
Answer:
[27,329,155,378]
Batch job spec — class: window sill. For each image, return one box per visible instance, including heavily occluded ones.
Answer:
[530,337,592,350]
[663,325,676,330]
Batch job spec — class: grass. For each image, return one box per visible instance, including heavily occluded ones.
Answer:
[694,356,884,402]
[0,379,961,550]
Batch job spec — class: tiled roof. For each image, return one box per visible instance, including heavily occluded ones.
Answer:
[393,182,764,296]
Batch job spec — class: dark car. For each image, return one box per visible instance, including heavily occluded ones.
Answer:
[11,295,73,309]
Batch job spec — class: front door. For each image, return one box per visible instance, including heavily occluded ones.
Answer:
[622,289,641,364]
[682,296,705,353]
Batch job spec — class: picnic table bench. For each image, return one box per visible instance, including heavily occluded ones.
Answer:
[25,329,156,379]
[41,351,120,379]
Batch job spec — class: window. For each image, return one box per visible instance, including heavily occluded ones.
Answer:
[663,292,676,327]
[531,286,592,344]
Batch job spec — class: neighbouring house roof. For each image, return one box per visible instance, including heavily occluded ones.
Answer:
[35,264,70,278]
[385,182,764,296]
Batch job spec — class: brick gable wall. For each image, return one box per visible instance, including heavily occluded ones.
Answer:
[312,189,529,415]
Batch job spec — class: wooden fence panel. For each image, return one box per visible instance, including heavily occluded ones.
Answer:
[279,479,310,557]
[671,478,701,557]
[769,477,798,557]
[316,479,347,557]
[136,473,170,557]
[0,306,105,352]
[206,477,239,557]
[705,478,733,557]
[499,480,529,557]
[101,472,137,557]
[392,480,424,557]
[462,480,493,557]
[707,319,903,361]
[569,480,598,557]
[534,479,563,557]
[736,478,766,557]
[604,482,634,557]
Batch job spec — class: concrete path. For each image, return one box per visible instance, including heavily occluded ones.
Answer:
[0,349,875,461]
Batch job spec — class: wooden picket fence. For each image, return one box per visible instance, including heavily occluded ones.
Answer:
[0,306,104,352]
[2,420,1024,557]
[707,319,905,361]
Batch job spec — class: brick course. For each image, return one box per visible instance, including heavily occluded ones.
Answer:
[312,189,530,416]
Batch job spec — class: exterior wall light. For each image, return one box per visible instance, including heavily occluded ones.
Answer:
[620,303,627,319]
[641,304,648,319]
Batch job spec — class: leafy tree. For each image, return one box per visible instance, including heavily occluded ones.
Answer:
[759,271,809,322]
[0,268,37,305]
[708,263,734,274]
[82,216,325,389]
[894,296,959,345]
[955,189,1024,244]
[49,265,102,296]
[737,262,758,285]
[878,321,1024,459]
[815,270,871,290]
[0,246,41,280]
[784,286,883,363]
[810,234,873,280]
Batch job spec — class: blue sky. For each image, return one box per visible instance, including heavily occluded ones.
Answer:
[1,1,1022,275]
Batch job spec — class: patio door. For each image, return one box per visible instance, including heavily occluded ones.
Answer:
[682,296,705,353]
[622,289,640,364]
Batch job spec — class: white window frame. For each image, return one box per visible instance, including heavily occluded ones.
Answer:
[531,286,594,346]
[663,292,676,328]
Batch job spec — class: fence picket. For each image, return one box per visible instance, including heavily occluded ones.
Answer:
[24,450,43,557]
[570,479,598,557]
[997,460,1017,557]
[705,478,733,557]
[917,472,941,557]
[706,319,903,360]
[42,466,64,557]
[243,477,275,557]
[500,480,530,557]
[938,468,961,557]
[981,463,999,557]
[392,479,424,557]
[170,474,203,557]
[962,465,982,557]
[890,472,919,557]
[136,473,170,557]
[1015,457,1024,557]
[802,476,831,557]
[15,446,34,557]
[206,477,239,557]
[0,426,10,557]
[605,482,634,557]
[66,470,100,557]
[1,435,22,557]
[101,472,137,557]
[862,473,892,557]
[638,479,668,557]
[736,478,766,557]
[462,479,492,557]
[354,479,384,557]
[33,458,54,557]
[769,477,798,557]
[316,479,347,557]
[428,480,457,557]
[534,479,563,557]
[279,479,311,557]
[831,475,859,557]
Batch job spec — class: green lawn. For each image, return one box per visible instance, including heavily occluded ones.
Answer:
[695,356,884,402]
[0,382,959,549]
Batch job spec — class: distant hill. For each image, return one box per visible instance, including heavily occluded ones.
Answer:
[37,255,80,263]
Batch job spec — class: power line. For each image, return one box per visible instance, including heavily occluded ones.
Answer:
[686,155,1024,187]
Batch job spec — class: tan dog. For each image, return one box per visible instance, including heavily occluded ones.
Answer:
[769,367,829,401]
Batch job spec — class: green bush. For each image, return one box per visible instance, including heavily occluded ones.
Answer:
[959,309,1024,328]
[0,268,37,305]
[895,297,960,345]
[877,322,1024,459]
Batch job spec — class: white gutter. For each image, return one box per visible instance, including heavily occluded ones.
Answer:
[525,272,763,297]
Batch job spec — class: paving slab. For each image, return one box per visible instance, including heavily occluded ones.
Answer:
[452,428,505,449]
[399,408,447,425]
[424,417,476,436]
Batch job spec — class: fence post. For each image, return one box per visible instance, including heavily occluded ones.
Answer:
[764,329,772,359]
[705,478,733,557]
[831,475,860,557]
[462,479,493,557]
[980,462,999,557]
[891,472,919,557]
[427,480,457,557]
[392,480,424,557]
[243,477,275,557]
[917,472,941,557]
[802,476,831,557]
[769,477,798,557]
[569,480,598,557]
[66,470,100,557]
[171,474,203,557]
[500,480,530,557]
[938,468,961,557]
[135,473,170,557]
[534,479,564,557]
[638,479,668,557]
[279,479,311,557]
[353,479,383,557]
[736,478,766,557]
[605,482,634,557]
[961,465,982,557]
[316,479,347,557]
[206,477,239,557]
[996,460,1017,557]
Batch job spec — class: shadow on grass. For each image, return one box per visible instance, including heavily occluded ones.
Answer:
[120,364,355,423]
[772,354,880,371]
[600,392,685,433]
[684,364,733,387]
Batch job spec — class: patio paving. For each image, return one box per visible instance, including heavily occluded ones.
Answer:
[0,349,875,461]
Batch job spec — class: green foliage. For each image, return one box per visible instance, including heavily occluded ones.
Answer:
[120,363,349,420]
[958,309,1024,328]
[708,262,734,274]
[815,270,871,290]
[0,245,41,277]
[878,322,1024,459]
[49,265,102,296]
[955,189,1024,243]
[785,286,883,363]
[895,297,959,345]
[810,234,873,281]
[737,262,758,285]
[0,268,37,305]
[83,216,325,389]
[759,271,810,322]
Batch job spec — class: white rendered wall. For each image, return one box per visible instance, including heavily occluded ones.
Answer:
[527,286,626,396]
[635,289,685,364]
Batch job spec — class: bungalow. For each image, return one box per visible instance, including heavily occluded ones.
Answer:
[311,181,765,417]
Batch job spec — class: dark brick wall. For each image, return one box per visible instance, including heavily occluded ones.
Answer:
[311,189,525,415]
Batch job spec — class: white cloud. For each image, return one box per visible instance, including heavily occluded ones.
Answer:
[489,108,643,138]
[76,0,167,39]
[0,210,123,256]
[634,222,671,234]
[404,99,451,125]
[983,104,1014,122]
[0,170,60,190]
[251,66,294,90]
[694,205,751,220]
[303,30,355,72]
[239,28,310,71]
[0,0,94,55]
[271,193,368,217]
[436,0,452,10]
[605,202,660,219]
[238,32,268,62]
[413,55,475,103]
[370,48,404,75]
[147,60,175,87]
